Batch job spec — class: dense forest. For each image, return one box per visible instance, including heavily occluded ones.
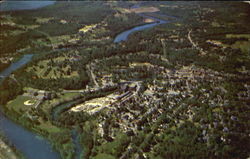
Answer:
[0,1,249,159]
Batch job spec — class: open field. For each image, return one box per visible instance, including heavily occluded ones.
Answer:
[130,7,160,13]
[0,1,250,159]
[7,95,37,112]
[26,58,79,79]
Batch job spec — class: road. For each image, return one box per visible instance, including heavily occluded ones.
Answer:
[188,29,206,55]
[86,64,99,87]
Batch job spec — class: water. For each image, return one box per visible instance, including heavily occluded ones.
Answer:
[51,99,84,159]
[0,2,174,159]
[114,22,160,43]
[52,100,79,121]
[72,129,82,159]
[0,2,59,158]
[0,54,60,159]
[0,111,60,159]
[0,54,33,78]
[0,1,55,12]
[113,12,168,43]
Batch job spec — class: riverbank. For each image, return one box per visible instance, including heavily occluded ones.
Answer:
[1,1,249,159]
[0,2,145,158]
[0,139,18,159]
[0,1,219,159]
[0,53,65,159]
[0,107,65,159]
[0,136,24,159]
[114,3,174,43]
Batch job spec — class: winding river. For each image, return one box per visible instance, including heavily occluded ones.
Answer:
[114,5,168,43]
[0,2,171,159]
[0,54,33,78]
[0,54,61,159]
[114,18,165,43]
[0,111,60,159]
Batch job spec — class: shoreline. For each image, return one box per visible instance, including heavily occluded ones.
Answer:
[0,2,176,159]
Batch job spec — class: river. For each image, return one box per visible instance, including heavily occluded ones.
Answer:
[0,54,61,159]
[0,2,61,159]
[0,111,60,159]
[114,3,169,43]
[0,2,171,159]
[0,1,55,11]
[114,20,164,43]
[0,54,33,78]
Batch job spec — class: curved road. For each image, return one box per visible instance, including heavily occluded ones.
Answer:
[0,2,176,159]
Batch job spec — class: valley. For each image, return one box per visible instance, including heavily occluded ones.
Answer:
[0,1,250,159]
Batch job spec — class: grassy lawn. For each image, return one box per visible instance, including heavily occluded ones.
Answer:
[48,92,80,106]
[26,57,79,79]
[231,40,250,53]
[1,1,114,57]
[37,120,62,133]
[226,34,250,39]
[6,95,37,113]
[225,34,250,53]
[6,91,69,134]
[40,92,80,116]
[92,154,115,159]
[49,35,74,45]
[61,92,80,99]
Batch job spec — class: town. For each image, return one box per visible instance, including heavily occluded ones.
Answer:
[0,1,249,159]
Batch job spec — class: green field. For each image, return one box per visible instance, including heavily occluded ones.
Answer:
[0,1,249,159]
[7,95,36,113]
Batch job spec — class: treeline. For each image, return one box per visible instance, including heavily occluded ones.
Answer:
[0,77,23,105]
[48,131,75,159]
[54,87,117,127]
[2,97,76,159]
[0,133,26,159]
[106,12,143,38]
[0,28,49,55]
[73,77,250,159]
[13,51,90,90]
[18,72,90,90]
[0,63,10,72]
